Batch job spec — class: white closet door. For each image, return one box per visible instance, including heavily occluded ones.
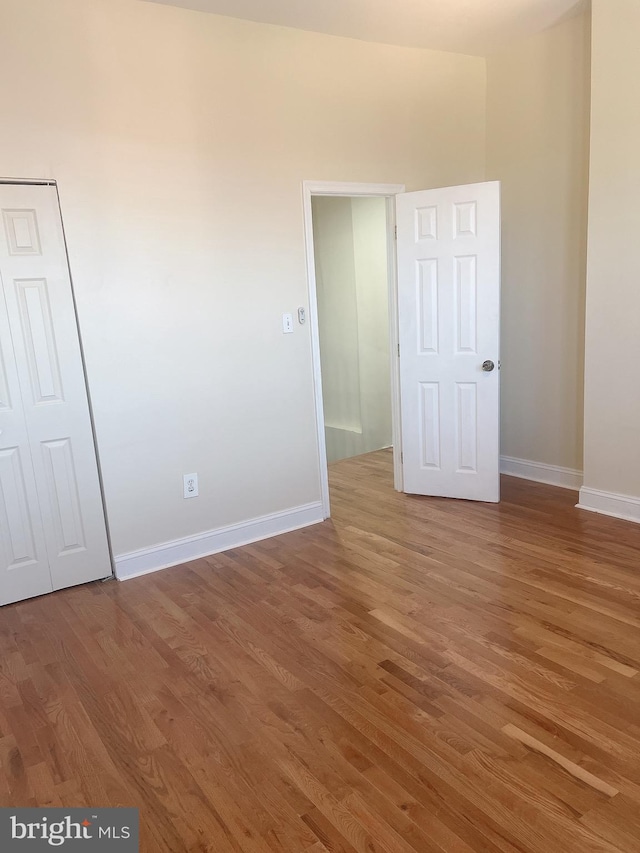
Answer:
[0,184,111,604]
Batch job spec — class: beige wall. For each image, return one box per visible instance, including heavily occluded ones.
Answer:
[313,196,363,461]
[582,0,640,501]
[351,197,393,458]
[312,196,391,463]
[0,0,486,558]
[486,12,591,472]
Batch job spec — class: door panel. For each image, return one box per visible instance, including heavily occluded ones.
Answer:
[396,182,500,502]
[41,437,87,556]
[16,277,65,403]
[0,448,42,571]
[0,276,52,604]
[0,184,111,603]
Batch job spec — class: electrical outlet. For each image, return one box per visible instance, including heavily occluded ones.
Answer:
[183,473,198,499]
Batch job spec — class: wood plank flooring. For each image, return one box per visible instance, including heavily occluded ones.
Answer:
[2,448,640,852]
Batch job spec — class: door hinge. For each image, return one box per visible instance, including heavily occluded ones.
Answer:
[397,343,400,357]
[394,225,397,239]
[401,451,403,463]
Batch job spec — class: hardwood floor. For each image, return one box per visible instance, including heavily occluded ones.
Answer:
[2,449,640,852]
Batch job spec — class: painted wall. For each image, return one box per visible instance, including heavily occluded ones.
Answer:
[0,0,486,562]
[581,0,640,514]
[486,11,591,476]
[312,196,391,463]
[351,197,393,459]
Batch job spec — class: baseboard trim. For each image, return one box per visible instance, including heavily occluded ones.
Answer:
[115,501,325,581]
[500,456,583,490]
[577,487,640,524]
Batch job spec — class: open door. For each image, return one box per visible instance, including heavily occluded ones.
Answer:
[396,181,500,502]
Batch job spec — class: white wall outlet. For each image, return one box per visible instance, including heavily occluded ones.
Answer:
[282,313,294,334]
[183,473,198,499]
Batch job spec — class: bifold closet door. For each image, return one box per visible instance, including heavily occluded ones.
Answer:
[0,184,111,606]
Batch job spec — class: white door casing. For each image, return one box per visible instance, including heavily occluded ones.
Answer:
[396,182,501,501]
[0,184,112,605]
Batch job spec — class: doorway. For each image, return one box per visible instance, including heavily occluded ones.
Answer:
[303,182,405,518]
[305,180,502,516]
[312,195,392,466]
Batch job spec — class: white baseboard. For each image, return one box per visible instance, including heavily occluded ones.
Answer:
[500,456,583,490]
[577,487,640,524]
[115,501,325,581]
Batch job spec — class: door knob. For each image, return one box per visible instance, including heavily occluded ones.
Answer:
[482,360,495,372]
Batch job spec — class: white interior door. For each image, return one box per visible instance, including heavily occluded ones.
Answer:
[396,181,500,501]
[0,184,112,605]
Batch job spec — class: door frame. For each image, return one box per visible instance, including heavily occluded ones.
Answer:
[302,180,405,518]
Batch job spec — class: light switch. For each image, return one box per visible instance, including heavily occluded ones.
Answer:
[282,313,294,334]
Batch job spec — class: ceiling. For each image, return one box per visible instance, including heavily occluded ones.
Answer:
[142,0,586,56]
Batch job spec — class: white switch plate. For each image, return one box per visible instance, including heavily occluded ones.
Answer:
[183,473,198,498]
[282,313,294,334]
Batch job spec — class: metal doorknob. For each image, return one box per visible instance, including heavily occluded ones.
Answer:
[482,360,495,372]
